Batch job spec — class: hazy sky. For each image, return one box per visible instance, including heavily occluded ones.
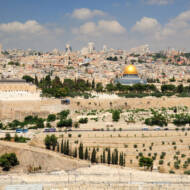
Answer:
[0,0,190,51]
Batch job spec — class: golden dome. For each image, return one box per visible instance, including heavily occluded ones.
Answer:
[123,65,138,75]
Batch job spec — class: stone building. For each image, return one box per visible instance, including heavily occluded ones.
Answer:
[0,79,40,100]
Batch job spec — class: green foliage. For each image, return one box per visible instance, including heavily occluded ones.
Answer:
[145,111,167,127]
[79,118,88,124]
[173,113,190,126]
[24,115,44,128]
[112,110,120,122]
[85,147,88,160]
[139,156,153,170]
[57,142,59,152]
[38,75,93,98]
[57,119,72,128]
[106,56,118,61]
[102,150,106,163]
[107,148,111,164]
[159,160,164,165]
[79,143,84,159]
[44,135,57,150]
[22,75,34,83]
[58,110,70,120]
[184,170,190,175]
[119,152,125,166]
[47,114,56,122]
[0,122,3,129]
[91,148,97,163]
[96,82,103,92]
[73,147,77,158]
[5,133,11,141]
[61,139,64,153]
[111,149,119,165]
[8,61,20,66]
[14,134,29,143]
[0,153,19,171]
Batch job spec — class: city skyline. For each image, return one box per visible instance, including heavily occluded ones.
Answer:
[0,0,190,51]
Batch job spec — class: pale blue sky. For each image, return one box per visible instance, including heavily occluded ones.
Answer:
[0,0,190,51]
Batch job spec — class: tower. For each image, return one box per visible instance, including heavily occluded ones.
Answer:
[65,44,72,53]
[102,45,107,52]
[88,42,95,53]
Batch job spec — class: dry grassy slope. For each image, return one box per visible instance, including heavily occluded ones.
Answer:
[31,131,190,174]
[0,140,89,173]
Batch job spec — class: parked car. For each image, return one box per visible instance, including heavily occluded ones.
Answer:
[142,127,149,131]
[16,129,28,133]
[154,127,161,131]
[44,128,56,132]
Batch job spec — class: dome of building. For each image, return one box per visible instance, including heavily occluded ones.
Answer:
[123,65,138,75]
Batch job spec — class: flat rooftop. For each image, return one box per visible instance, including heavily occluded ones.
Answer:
[0,79,26,83]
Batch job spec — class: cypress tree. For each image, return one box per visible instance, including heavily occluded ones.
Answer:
[112,152,115,165]
[66,140,69,155]
[79,143,84,159]
[115,149,118,165]
[63,140,67,154]
[100,155,103,163]
[123,154,125,166]
[92,79,95,89]
[73,147,77,158]
[85,147,88,160]
[35,75,39,86]
[57,142,59,152]
[119,152,123,166]
[91,148,96,163]
[103,150,106,163]
[61,139,64,153]
[107,148,111,164]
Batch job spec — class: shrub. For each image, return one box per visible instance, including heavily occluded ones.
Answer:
[145,112,167,127]
[0,153,19,171]
[183,162,188,169]
[134,144,138,148]
[4,133,11,141]
[79,118,88,124]
[174,161,180,169]
[47,114,56,122]
[139,152,143,157]
[139,156,153,170]
[58,110,70,120]
[172,141,176,145]
[173,113,190,126]
[169,170,175,174]
[44,135,57,150]
[181,154,186,158]
[184,170,190,175]
[57,119,72,127]
[112,110,120,122]
[14,135,29,143]
[160,152,166,159]
[159,160,164,165]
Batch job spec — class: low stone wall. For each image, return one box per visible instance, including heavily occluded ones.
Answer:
[0,99,53,120]
[1,183,190,190]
